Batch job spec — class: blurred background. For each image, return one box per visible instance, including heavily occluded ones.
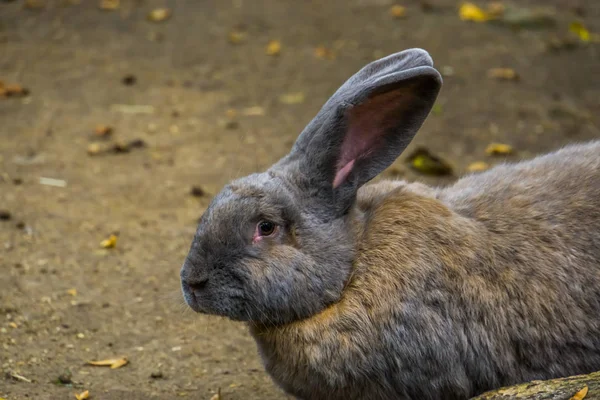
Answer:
[1,0,599,399]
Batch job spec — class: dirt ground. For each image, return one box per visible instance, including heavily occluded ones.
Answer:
[1,0,599,399]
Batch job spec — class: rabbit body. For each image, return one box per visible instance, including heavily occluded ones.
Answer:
[250,141,600,399]
[180,49,600,400]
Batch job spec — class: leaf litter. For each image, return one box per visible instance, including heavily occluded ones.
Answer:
[87,357,128,369]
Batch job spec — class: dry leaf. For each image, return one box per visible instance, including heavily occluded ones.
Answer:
[99,0,119,10]
[67,288,77,296]
[242,106,265,116]
[75,390,90,400]
[266,40,281,56]
[8,372,32,382]
[487,68,519,81]
[487,2,505,16]
[467,161,490,172]
[87,143,102,156]
[485,143,513,156]
[94,125,113,137]
[279,92,305,104]
[100,234,118,249]
[1,84,30,98]
[459,3,493,22]
[314,46,335,60]
[570,22,591,42]
[209,388,222,400]
[389,5,407,18]
[87,357,128,369]
[500,6,556,29]
[406,148,453,176]
[228,31,246,44]
[147,8,171,22]
[570,386,589,400]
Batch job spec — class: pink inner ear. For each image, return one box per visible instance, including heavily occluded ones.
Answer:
[333,89,410,188]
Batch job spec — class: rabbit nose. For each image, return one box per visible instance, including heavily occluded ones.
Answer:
[187,276,209,292]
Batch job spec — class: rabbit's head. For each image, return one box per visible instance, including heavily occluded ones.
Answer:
[180,49,442,325]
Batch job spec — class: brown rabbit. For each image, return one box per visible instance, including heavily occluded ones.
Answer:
[180,49,600,399]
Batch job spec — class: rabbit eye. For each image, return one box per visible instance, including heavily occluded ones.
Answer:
[258,220,276,236]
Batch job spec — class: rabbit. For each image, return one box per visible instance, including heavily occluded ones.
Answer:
[179,48,600,400]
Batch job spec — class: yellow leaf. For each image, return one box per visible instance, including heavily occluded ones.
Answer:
[266,40,281,56]
[459,3,493,22]
[67,288,77,296]
[406,148,453,176]
[279,92,305,104]
[99,0,119,10]
[314,46,335,60]
[389,5,407,18]
[570,386,588,400]
[147,8,171,22]
[75,390,90,400]
[487,68,519,81]
[228,31,246,44]
[467,161,490,172]
[100,234,118,249]
[87,357,128,369]
[570,22,591,42]
[485,143,513,156]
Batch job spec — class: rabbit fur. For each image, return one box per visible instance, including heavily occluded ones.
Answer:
[180,48,600,399]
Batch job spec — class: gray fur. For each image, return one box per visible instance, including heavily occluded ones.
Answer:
[180,48,600,399]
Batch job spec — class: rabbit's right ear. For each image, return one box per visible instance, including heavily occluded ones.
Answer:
[276,49,442,217]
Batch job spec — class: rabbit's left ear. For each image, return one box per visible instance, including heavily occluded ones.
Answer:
[278,48,442,215]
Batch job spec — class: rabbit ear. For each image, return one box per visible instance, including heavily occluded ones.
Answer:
[281,48,442,215]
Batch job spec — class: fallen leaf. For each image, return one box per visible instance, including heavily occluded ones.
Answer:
[485,143,513,156]
[487,68,519,81]
[112,139,147,153]
[8,372,32,382]
[228,31,246,44]
[431,103,443,116]
[467,161,490,172]
[406,148,453,176]
[87,357,128,369]
[569,22,591,42]
[265,40,281,56]
[570,386,589,400]
[94,125,113,137]
[242,106,265,116]
[314,45,335,60]
[147,8,171,22]
[279,92,305,104]
[75,390,89,400]
[87,143,102,156]
[459,3,494,22]
[1,83,30,98]
[110,104,155,114]
[499,6,556,29]
[39,177,67,188]
[9,322,17,329]
[209,388,222,400]
[487,2,505,16]
[67,288,77,296]
[100,234,118,249]
[98,0,119,10]
[389,5,407,18]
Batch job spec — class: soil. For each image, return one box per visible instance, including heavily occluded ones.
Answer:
[1,0,599,399]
